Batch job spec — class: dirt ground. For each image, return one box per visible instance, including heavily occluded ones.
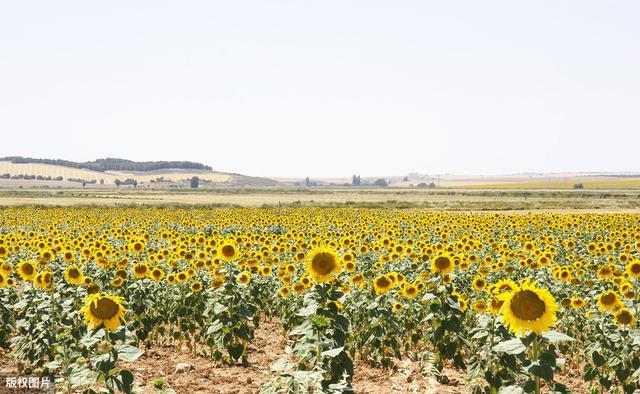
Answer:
[0,318,592,394]
[119,318,457,394]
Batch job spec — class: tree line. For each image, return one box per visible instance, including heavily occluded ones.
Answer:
[0,157,212,172]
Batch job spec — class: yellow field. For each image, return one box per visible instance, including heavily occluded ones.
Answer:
[0,208,638,393]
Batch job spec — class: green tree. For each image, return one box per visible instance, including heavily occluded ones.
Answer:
[373,178,388,187]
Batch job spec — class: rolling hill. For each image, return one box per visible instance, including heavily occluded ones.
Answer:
[0,158,278,188]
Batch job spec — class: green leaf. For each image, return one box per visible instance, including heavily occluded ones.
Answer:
[115,344,144,362]
[290,321,313,336]
[321,347,344,358]
[498,385,525,394]
[213,302,227,314]
[45,360,62,370]
[80,330,105,347]
[542,331,574,343]
[70,367,99,387]
[270,357,294,372]
[492,338,526,355]
[528,362,554,381]
[120,370,134,393]
[228,343,244,361]
[206,320,223,335]
[296,302,318,317]
[592,351,606,367]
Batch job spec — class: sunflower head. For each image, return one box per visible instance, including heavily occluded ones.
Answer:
[237,271,251,285]
[570,297,586,308]
[472,276,487,291]
[64,265,84,285]
[133,263,149,279]
[472,300,488,313]
[17,261,37,282]
[219,242,239,262]
[190,281,203,293]
[150,267,164,281]
[499,280,558,336]
[80,293,126,332]
[597,291,621,312]
[306,247,341,283]
[401,284,419,299]
[431,253,454,275]
[278,286,290,297]
[614,308,635,329]
[373,274,394,295]
[626,260,640,279]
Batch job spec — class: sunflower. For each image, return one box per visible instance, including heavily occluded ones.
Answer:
[63,251,75,263]
[132,263,149,279]
[35,271,53,291]
[0,262,12,274]
[219,242,239,261]
[210,276,225,289]
[64,265,84,285]
[401,284,419,299]
[130,240,145,254]
[176,271,189,283]
[392,302,404,313]
[431,253,454,275]
[472,276,487,291]
[278,286,290,297]
[292,282,306,295]
[86,283,101,295]
[597,290,621,312]
[190,281,203,293]
[490,279,518,296]
[0,272,6,288]
[17,261,37,282]
[344,260,356,273]
[373,274,394,295]
[111,277,124,288]
[149,267,164,281]
[613,308,635,329]
[626,260,640,279]
[260,265,273,276]
[499,280,558,336]
[570,297,586,308]
[472,300,488,313]
[306,247,341,283]
[166,274,176,284]
[80,293,126,332]
[237,271,251,285]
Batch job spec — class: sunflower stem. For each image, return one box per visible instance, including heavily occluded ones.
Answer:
[531,335,541,394]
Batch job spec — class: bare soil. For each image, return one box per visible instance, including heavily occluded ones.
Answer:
[0,319,592,394]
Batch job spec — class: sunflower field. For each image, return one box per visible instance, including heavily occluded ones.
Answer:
[0,208,639,393]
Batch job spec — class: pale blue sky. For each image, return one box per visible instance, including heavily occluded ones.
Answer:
[1,1,639,177]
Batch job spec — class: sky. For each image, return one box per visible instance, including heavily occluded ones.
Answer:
[1,1,639,178]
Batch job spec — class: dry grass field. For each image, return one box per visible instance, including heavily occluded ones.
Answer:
[0,161,232,184]
[1,188,639,211]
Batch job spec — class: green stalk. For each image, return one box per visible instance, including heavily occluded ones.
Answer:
[531,335,541,394]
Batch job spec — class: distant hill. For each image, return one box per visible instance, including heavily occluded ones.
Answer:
[0,157,278,188]
[1,156,212,172]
